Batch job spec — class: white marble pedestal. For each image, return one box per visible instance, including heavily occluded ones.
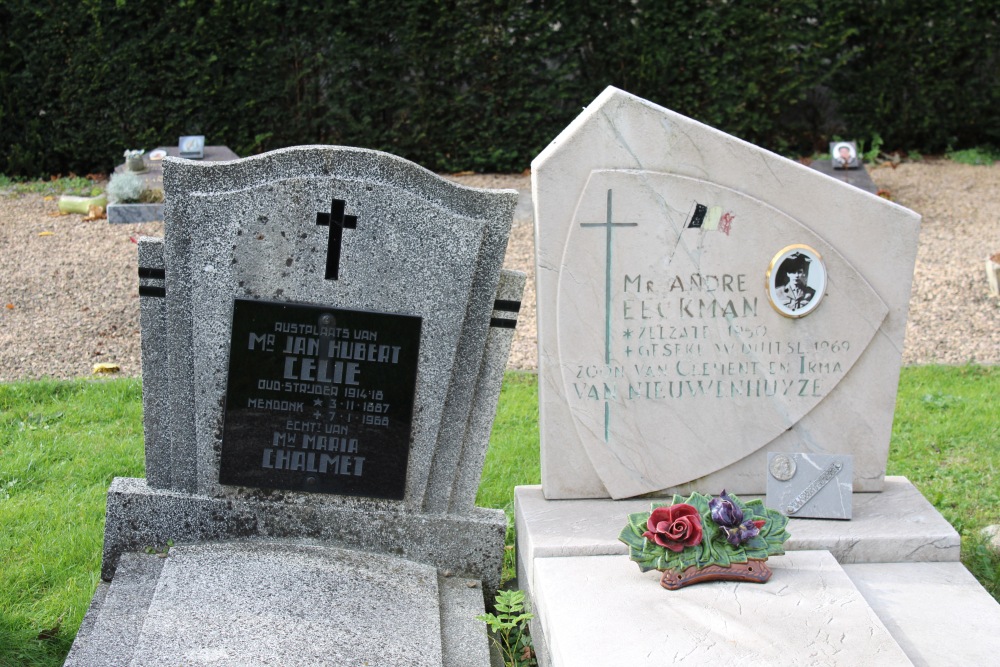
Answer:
[515,477,1000,666]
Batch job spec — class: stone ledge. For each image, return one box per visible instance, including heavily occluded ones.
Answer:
[515,476,960,597]
[103,477,506,595]
[844,561,1000,666]
[107,203,164,224]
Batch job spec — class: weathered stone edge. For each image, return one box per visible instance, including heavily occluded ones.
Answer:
[101,477,506,596]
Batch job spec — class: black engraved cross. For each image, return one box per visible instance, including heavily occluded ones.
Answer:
[315,197,358,280]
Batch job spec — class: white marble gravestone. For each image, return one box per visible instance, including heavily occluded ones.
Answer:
[534,86,921,500]
[519,87,1000,667]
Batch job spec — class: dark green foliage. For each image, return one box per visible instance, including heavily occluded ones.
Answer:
[0,1,997,178]
[832,0,1000,153]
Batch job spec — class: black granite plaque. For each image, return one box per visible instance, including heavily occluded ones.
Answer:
[219,298,421,500]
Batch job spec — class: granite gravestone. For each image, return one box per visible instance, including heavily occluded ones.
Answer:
[533,86,921,500]
[66,146,525,666]
[516,87,1000,667]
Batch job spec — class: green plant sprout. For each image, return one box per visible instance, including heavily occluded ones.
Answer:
[143,539,175,558]
[946,146,1000,166]
[857,133,884,163]
[477,589,536,667]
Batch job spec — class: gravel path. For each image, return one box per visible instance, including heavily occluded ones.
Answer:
[0,161,997,382]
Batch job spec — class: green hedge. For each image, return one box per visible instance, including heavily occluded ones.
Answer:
[1,0,997,178]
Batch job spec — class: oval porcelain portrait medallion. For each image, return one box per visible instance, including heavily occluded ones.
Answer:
[766,245,826,318]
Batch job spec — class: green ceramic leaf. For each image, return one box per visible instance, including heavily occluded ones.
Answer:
[727,547,749,564]
[673,547,701,571]
[630,546,661,573]
[618,525,647,551]
[628,512,650,533]
[764,509,791,555]
[685,492,712,515]
[621,492,791,574]
[713,544,733,568]
[743,498,766,513]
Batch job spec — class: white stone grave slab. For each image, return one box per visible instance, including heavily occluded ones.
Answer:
[843,561,1000,666]
[514,478,961,595]
[533,87,921,499]
[532,551,911,666]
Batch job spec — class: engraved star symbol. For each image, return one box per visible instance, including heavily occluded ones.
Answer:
[623,328,633,339]
[313,399,323,407]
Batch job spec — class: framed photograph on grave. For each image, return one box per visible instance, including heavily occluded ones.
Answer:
[766,245,826,318]
[831,141,859,170]
[179,135,205,159]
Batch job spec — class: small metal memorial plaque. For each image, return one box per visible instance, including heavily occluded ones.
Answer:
[219,299,421,500]
[766,452,853,520]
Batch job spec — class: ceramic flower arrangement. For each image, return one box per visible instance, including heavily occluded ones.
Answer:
[618,490,790,590]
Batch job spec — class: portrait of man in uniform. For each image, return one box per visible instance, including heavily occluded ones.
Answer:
[767,246,826,318]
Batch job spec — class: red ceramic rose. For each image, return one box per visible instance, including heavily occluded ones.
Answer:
[642,503,703,552]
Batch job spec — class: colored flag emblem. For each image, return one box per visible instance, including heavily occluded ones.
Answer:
[686,202,733,235]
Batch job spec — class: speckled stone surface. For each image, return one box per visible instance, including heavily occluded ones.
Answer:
[105,144,516,580]
[137,237,170,489]
[84,146,516,667]
[446,269,527,513]
[438,574,493,667]
[127,543,444,667]
[63,553,165,666]
[107,203,164,224]
[156,146,516,502]
[71,544,491,667]
[102,477,506,595]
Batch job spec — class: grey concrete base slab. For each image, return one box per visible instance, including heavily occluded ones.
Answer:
[438,574,493,667]
[532,551,910,666]
[844,561,1000,667]
[128,543,444,666]
[107,203,164,224]
[516,476,959,596]
[102,477,506,596]
[63,552,165,666]
[807,160,879,195]
[67,544,492,667]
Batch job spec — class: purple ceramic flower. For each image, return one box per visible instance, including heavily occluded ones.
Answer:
[709,490,744,527]
[721,520,765,547]
[710,490,766,546]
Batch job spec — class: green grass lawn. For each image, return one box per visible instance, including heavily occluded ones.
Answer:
[1,367,997,666]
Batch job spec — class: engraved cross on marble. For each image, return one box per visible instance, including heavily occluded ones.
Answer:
[579,189,638,365]
[316,197,358,280]
[580,188,638,441]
